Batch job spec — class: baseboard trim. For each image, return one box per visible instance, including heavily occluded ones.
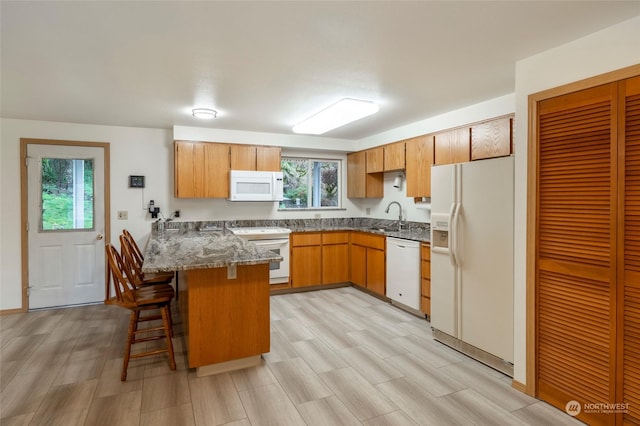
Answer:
[0,307,27,315]
[512,379,530,395]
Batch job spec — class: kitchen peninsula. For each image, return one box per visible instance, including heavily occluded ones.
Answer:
[142,224,281,376]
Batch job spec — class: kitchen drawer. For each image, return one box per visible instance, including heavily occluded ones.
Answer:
[421,277,431,296]
[351,232,385,250]
[421,243,430,260]
[322,232,350,245]
[421,260,431,279]
[291,232,321,246]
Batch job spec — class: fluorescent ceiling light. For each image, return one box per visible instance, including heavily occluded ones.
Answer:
[292,98,379,135]
[192,108,217,119]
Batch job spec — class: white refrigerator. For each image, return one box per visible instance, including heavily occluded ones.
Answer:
[430,156,514,367]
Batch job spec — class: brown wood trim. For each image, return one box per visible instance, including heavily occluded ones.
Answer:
[528,64,640,104]
[0,307,27,315]
[511,379,527,394]
[526,91,538,397]
[19,138,111,312]
[525,63,640,399]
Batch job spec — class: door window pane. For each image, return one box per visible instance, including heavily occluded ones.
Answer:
[41,158,94,230]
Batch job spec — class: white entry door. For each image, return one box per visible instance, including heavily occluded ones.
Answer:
[27,144,106,309]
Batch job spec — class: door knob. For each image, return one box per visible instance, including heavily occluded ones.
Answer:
[96,233,104,240]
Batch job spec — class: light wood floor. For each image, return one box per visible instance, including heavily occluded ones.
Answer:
[1,286,582,425]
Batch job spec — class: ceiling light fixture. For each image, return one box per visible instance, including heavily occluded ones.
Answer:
[192,108,217,119]
[292,98,379,135]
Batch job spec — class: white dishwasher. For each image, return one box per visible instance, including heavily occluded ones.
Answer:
[386,237,421,310]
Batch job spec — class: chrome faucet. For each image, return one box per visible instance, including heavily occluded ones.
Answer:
[385,201,404,231]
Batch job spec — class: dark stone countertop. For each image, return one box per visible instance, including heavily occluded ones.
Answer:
[142,228,282,273]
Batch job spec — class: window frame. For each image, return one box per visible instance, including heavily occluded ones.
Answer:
[279,156,343,210]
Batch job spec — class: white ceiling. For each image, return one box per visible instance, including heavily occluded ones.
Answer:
[2,1,640,140]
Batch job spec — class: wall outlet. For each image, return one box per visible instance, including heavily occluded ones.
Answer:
[117,210,128,220]
[314,213,321,219]
[366,208,371,215]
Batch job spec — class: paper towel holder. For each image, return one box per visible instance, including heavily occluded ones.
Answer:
[393,173,403,189]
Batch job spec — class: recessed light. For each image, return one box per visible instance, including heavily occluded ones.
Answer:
[192,108,217,119]
[292,98,379,135]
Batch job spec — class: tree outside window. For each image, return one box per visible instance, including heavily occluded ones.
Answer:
[280,158,341,209]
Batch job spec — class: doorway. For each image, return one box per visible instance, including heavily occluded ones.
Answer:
[20,139,110,310]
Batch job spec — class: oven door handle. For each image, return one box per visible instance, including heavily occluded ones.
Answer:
[252,240,289,247]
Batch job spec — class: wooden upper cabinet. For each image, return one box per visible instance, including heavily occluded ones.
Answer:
[174,141,230,198]
[471,117,512,160]
[347,151,383,198]
[347,151,366,198]
[230,145,281,171]
[434,128,470,165]
[366,147,384,173]
[405,135,434,197]
[230,145,256,170]
[256,146,282,171]
[384,141,405,171]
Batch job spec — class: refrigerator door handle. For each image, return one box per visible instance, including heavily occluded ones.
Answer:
[450,202,461,266]
[448,202,457,266]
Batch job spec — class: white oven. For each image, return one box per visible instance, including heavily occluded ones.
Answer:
[230,227,291,284]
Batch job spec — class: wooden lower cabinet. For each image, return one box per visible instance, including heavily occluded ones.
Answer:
[350,232,386,297]
[322,232,350,284]
[350,244,366,287]
[291,231,349,288]
[366,248,385,296]
[421,243,431,315]
[290,233,322,288]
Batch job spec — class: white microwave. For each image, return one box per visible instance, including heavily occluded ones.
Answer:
[229,170,284,202]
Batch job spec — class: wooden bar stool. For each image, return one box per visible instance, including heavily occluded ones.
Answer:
[120,230,175,287]
[105,243,176,381]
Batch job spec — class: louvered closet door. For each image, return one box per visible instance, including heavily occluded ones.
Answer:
[622,75,640,425]
[537,83,617,426]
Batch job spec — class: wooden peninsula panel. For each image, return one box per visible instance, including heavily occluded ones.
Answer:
[180,264,270,368]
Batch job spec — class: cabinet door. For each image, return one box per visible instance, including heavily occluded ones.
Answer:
[366,248,385,296]
[175,141,203,198]
[350,244,366,287]
[434,128,470,165]
[347,151,383,199]
[322,244,349,284]
[230,145,257,170]
[291,246,322,287]
[471,117,512,160]
[175,141,229,198]
[347,151,366,198]
[405,135,434,197]
[203,143,231,198]
[384,141,405,171]
[256,146,281,171]
[366,147,384,173]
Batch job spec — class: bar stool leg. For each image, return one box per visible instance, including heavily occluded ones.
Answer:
[161,305,176,371]
[121,310,139,381]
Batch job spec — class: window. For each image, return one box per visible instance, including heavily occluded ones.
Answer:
[41,158,94,230]
[280,158,341,209]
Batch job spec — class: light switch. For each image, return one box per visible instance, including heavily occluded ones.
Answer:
[117,211,128,220]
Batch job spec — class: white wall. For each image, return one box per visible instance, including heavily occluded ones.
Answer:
[512,16,640,385]
[0,119,174,310]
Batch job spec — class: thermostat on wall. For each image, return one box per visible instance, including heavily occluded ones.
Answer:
[129,175,145,188]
